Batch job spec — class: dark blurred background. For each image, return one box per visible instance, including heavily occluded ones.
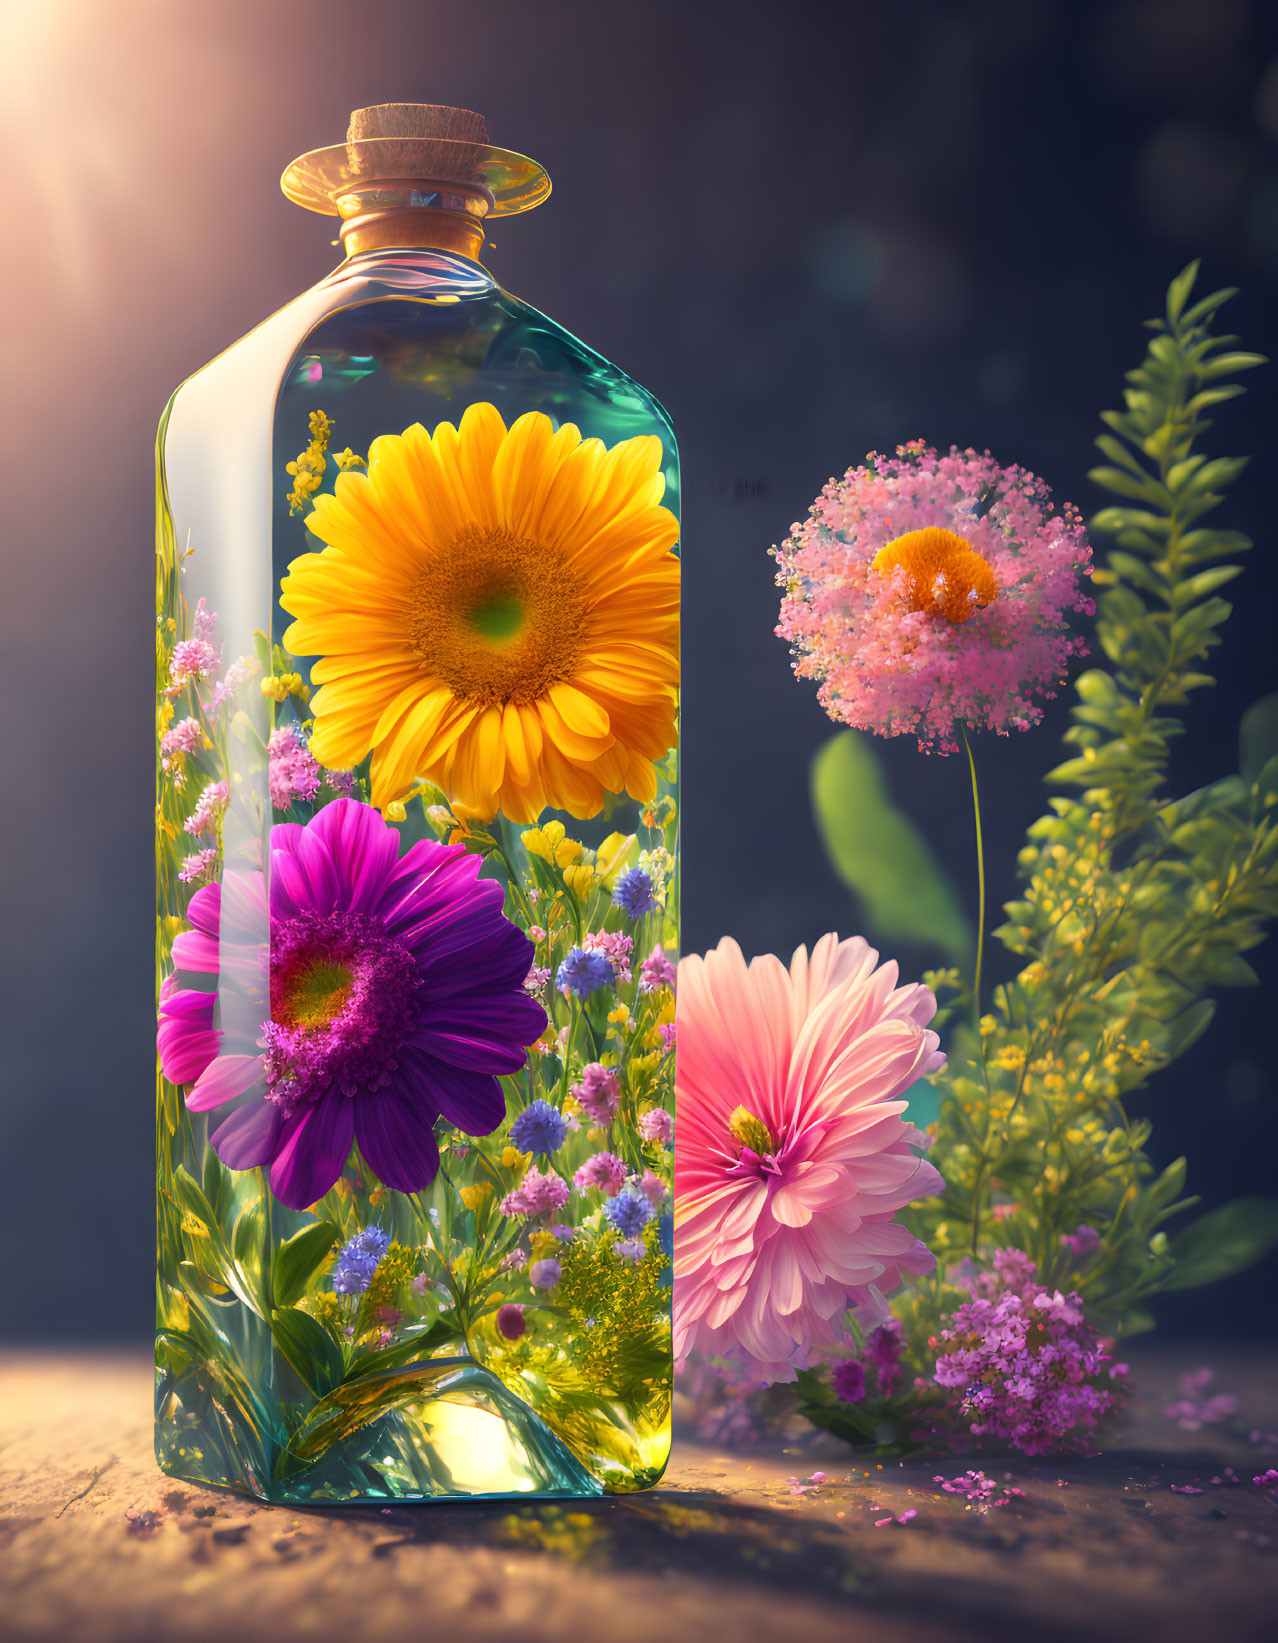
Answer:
[2,0,1276,1343]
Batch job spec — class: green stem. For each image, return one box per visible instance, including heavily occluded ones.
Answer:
[961,726,986,1034]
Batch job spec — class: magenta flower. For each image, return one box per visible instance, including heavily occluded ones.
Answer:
[637,944,676,994]
[157,799,546,1210]
[774,441,1092,753]
[638,1107,673,1145]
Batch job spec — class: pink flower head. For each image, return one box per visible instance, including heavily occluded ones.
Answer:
[499,1165,571,1220]
[207,655,258,712]
[639,1107,673,1146]
[169,605,222,689]
[774,442,1093,753]
[583,929,633,983]
[1060,1224,1101,1256]
[574,1151,627,1197]
[673,933,945,1383]
[638,944,677,994]
[573,1062,620,1125]
[268,724,321,810]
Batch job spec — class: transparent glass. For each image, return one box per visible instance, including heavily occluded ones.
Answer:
[156,247,678,1502]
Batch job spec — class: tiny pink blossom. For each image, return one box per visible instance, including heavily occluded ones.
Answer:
[169,637,221,689]
[639,1107,673,1145]
[583,929,633,983]
[160,716,205,763]
[268,724,321,810]
[638,944,677,994]
[574,1152,627,1197]
[634,1168,665,1208]
[178,847,218,885]
[184,780,228,837]
[499,1166,571,1219]
[573,1063,620,1125]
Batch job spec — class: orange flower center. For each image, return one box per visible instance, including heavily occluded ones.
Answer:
[407,523,590,707]
[871,527,998,624]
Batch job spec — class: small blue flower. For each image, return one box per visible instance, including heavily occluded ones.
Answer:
[556,947,615,998]
[331,1225,391,1295]
[509,1098,569,1156]
[611,867,657,918]
[605,1188,656,1240]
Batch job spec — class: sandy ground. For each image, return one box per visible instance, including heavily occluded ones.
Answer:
[0,1347,1275,1643]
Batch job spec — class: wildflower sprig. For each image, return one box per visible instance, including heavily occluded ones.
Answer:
[915,265,1278,1337]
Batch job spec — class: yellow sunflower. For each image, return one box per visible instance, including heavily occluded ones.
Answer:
[280,403,680,822]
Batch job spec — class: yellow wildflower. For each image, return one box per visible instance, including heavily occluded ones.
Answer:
[383,800,408,824]
[563,862,595,899]
[594,831,636,889]
[460,1182,493,1211]
[333,447,366,470]
[528,1230,560,1261]
[608,1002,631,1029]
[261,671,310,703]
[502,1147,531,1170]
[522,819,584,870]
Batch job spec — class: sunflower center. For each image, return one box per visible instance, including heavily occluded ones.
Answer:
[871,526,999,625]
[407,523,590,707]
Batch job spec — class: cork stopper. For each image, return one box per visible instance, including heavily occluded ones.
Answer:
[346,104,489,145]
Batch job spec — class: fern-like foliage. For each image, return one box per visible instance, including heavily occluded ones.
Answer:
[909,264,1278,1337]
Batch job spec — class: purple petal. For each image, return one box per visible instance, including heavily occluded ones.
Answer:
[409,1027,532,1075]
[268,1092,355,1210]
[354,1089,441,1193]
[187,1053,265,1113]
[157,988,217,1084]
[210,1096,284,1168]
[171,926,220,974]
[308,798,400,912]
[398,1048,507,1134]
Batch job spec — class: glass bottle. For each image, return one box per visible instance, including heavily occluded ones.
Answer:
[155,105,678,1502]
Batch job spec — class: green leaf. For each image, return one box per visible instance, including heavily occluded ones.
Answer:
[1239,693,1278,782]
[811,731,970,964]
[1165,261,1200,325]
[173,1164,217,1229]
[1159,1198,1278,1290]
[272,1221,341,1308]
[270,1306,346,1395]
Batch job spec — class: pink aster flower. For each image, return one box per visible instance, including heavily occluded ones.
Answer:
[774,441,1093,753]
[574,1151,627,1197]
[169,637,221,690]
[573,1062,620,1125]
[634,1168,666,1208]
[674,933,944,1384]
[638,944,677,994]
[499,1166,571,1220]
[268,724,321,810]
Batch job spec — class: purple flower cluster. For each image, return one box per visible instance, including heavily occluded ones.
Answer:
[932,1249,1127,1455]
[612,868,657,917]
[332,1225,391,1295]
[556,947,615,999]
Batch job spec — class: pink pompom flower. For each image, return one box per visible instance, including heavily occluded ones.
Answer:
[573,1062,620,1125]
[574,1151,627,1197]
[673,933,944,1384]
[774,441,1092,753]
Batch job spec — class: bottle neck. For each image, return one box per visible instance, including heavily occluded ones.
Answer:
[339,208,486,260]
